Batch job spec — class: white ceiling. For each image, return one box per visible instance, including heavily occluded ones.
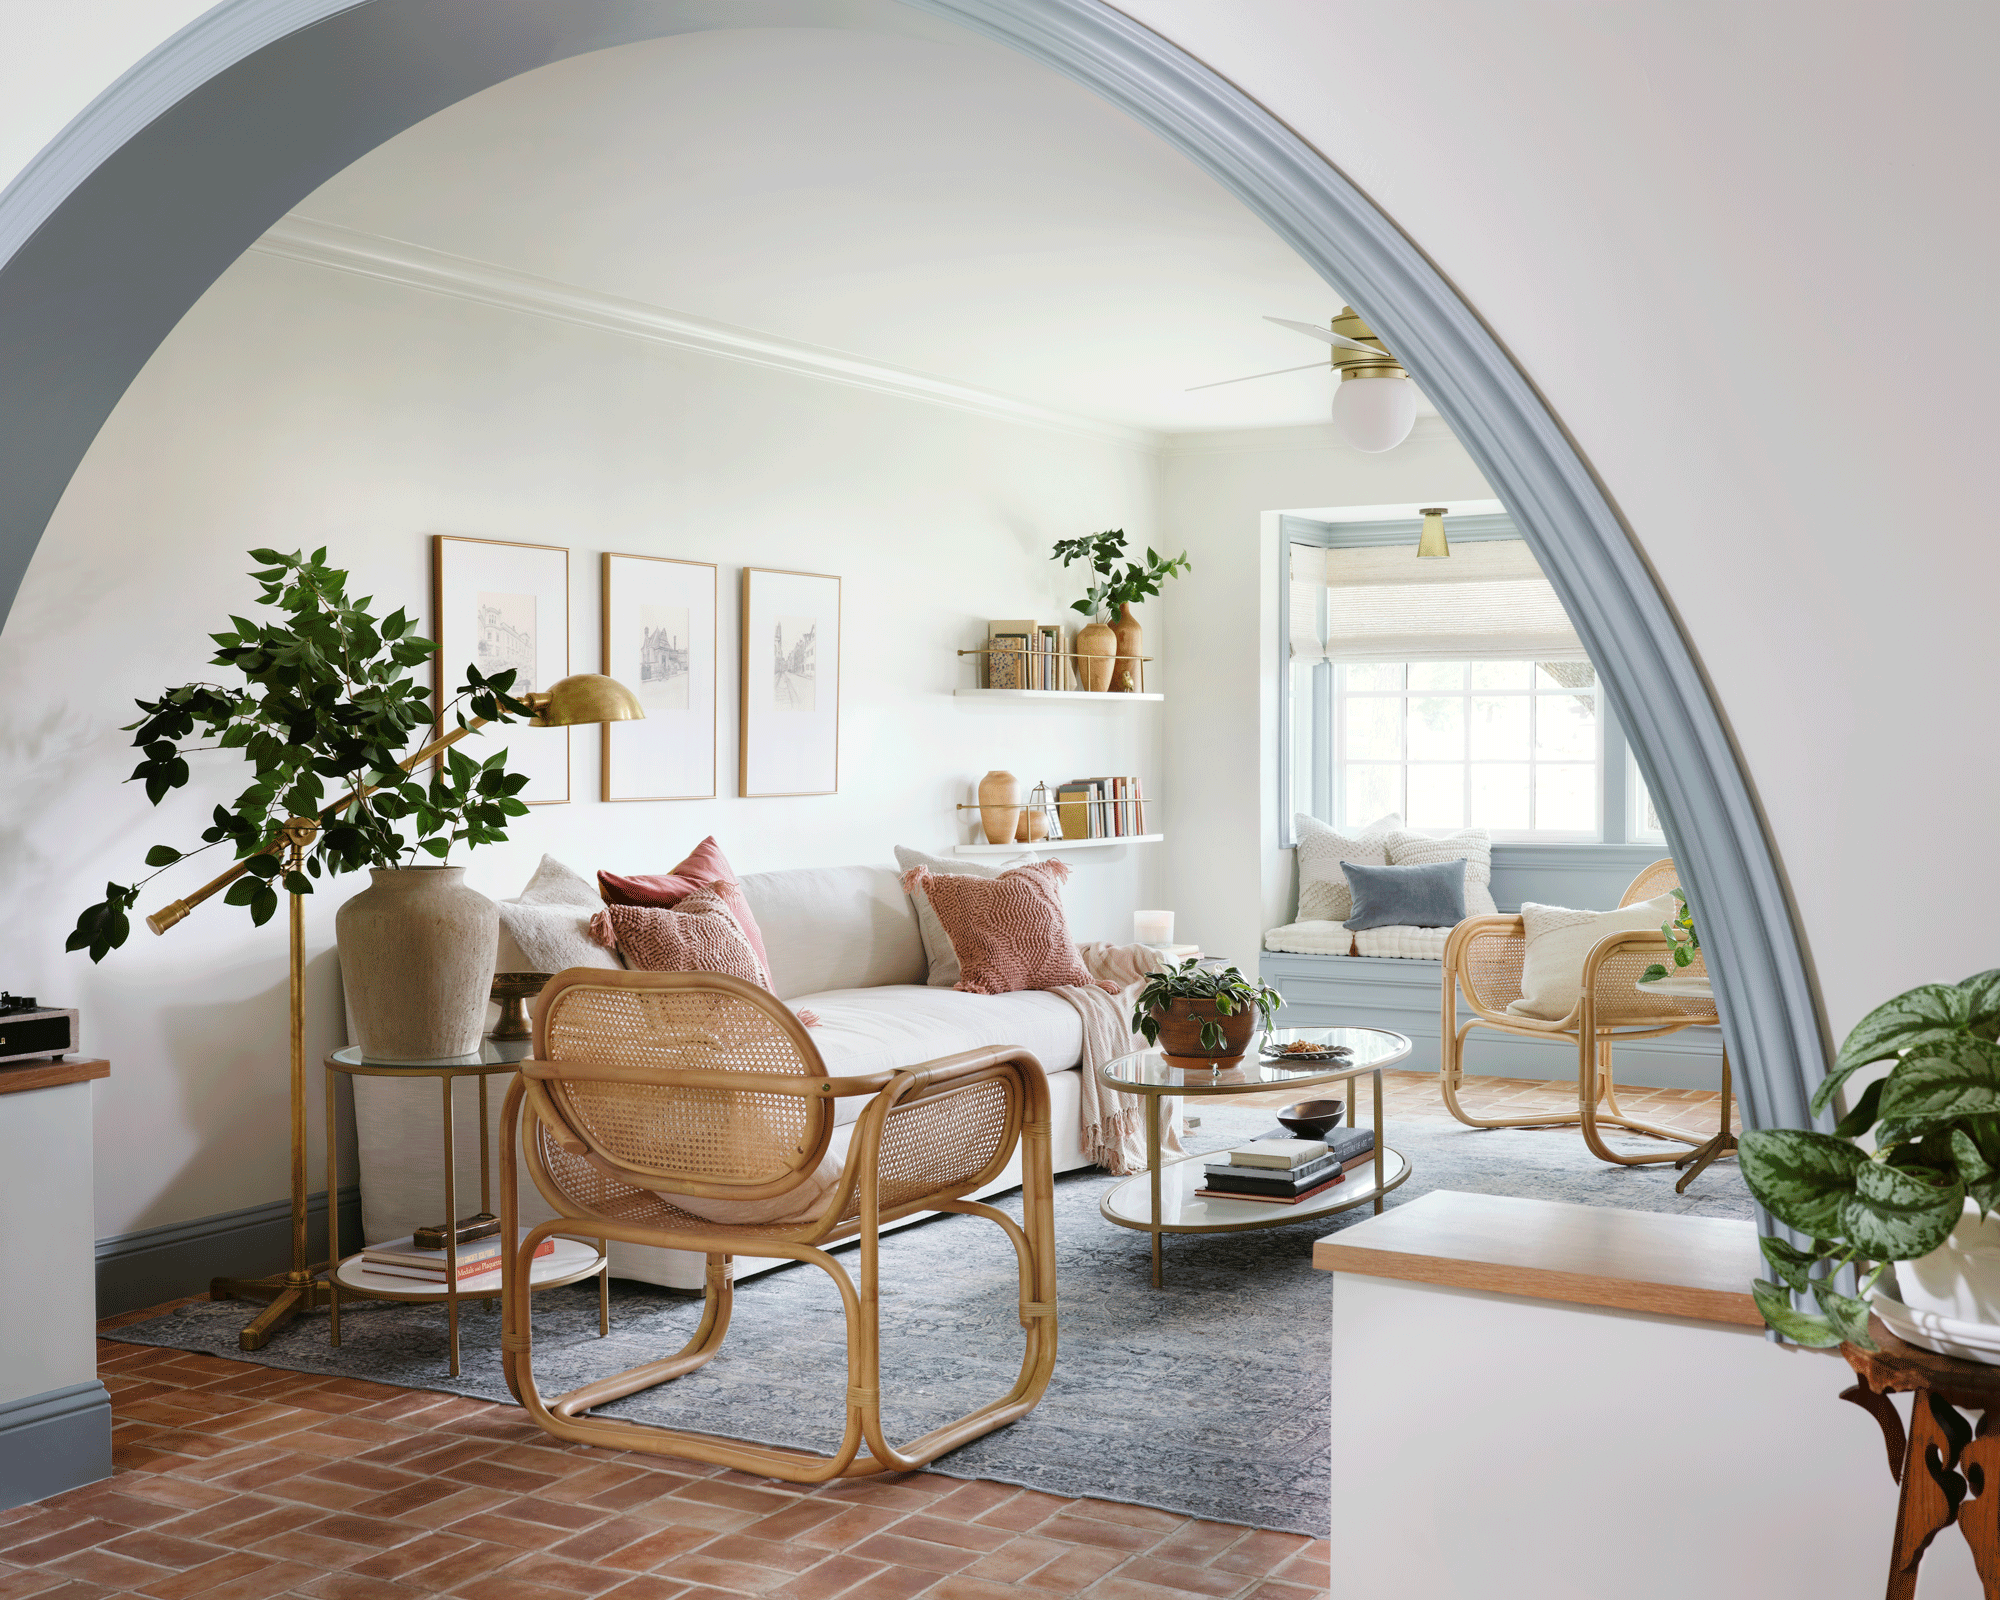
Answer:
[288,26,1432,435]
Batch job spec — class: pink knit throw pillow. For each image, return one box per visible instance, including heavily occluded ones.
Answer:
[901,860,1113,996]
[590,888,820,1026]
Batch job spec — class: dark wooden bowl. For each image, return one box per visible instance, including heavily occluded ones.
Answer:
[1276,1099,1345,1139]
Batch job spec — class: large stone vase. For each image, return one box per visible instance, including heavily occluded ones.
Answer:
[336,866,498,1061]
[1074,620,1117,692]
[1110,602,1143,692]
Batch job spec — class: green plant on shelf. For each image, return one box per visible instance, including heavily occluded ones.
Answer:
[1051,529,1191,623]
[1130,959,1283,1052]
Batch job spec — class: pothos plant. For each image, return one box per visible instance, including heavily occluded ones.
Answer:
[67,547,532,962]
[1739,970,2000,1349]
[1640,888,1699,984]
[1051,529,1192,623]
[1131,959,1284,1052]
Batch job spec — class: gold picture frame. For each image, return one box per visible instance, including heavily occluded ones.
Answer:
[739,567,841,797]
[600,552,718,802]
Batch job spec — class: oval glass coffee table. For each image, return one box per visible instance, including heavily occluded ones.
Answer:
[1098,1027,1413,1288]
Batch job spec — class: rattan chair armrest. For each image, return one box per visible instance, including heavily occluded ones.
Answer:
[1443,915,1528,1021]
[888,1045,1047,1098]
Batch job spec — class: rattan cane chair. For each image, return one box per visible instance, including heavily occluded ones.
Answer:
[498,968,1057,1483]
[1439,858,1726,1167]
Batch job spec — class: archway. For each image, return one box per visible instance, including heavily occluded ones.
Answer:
[0,0,1826,1138]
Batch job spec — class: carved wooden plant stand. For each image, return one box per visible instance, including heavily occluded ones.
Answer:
[1841,1321,2000,1598]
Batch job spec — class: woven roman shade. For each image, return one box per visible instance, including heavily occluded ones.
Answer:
[1291,538,1587,662]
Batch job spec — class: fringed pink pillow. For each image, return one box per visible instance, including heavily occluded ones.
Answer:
[590,886,819,1026]
[900,859,1114,996]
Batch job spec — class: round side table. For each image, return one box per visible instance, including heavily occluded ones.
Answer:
[325,1040,609,1376]
[1097,1027,1413,1288]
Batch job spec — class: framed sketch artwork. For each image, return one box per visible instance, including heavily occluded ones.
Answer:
[601,552,717,801]
[740,567,841,797]
[431,535,571,804]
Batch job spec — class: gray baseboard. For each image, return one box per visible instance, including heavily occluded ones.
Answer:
[96,1186,363,1318]
[0,1381,111,1509]
[1260,951,1726,1091]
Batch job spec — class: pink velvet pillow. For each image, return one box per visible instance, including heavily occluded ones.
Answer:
[599,836,771,976]
[900,860,1113,996]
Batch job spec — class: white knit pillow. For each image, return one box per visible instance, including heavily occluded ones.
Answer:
[1507,894,1681,1021]
[1294,813,1401,923]
[1386,828,1498,918]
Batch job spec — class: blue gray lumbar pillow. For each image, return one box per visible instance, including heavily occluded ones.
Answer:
[1340,858,1468,931]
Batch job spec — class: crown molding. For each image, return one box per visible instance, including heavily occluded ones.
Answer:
[252,215,1163,453]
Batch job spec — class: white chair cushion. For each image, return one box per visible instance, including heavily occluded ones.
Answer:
[736,866,927,999]
[1264,920,1353,956]
[1386,827,1499,918]
[792,983,1085,1127]
[1294,813,1400,922]
[1506,894,1680,1021]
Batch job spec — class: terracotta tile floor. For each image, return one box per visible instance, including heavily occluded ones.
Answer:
[6,1330,1328,1600]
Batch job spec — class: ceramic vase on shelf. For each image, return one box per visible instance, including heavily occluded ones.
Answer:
[336,865,499,1061]
[1110,602,1143,692]
[1074,619,1117,693]
[977,770,1023,845]
[1015,803,1050,843]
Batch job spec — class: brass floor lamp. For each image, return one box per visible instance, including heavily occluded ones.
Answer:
[145,675,642,1350]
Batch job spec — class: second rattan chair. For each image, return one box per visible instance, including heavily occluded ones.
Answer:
[1438,858,1726,1167]
[498,968,1057,1483]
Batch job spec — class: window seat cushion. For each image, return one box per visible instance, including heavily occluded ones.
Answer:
[1264,920,1451,960]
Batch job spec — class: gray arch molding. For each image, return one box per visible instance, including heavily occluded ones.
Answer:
[0,0,1826,1135]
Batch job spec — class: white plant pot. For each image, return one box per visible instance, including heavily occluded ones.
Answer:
[1894,1201,2000,1324]
[336,866,498,1061]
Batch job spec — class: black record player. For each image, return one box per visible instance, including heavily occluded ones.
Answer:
[0,993,78,1064]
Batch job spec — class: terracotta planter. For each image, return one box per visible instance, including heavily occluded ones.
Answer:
[977,770,1023,845]
[336,866,499,1061]
[1149,997,1258,1063]
[1015,805,1050,843]
[1110,602,1143,692]
[1074,620,1117,693]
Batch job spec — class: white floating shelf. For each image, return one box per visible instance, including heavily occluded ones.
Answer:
[954,833,1164,856]
[954,688,1163,703]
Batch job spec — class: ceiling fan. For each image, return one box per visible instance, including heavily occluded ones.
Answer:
[1190,307,1416,453]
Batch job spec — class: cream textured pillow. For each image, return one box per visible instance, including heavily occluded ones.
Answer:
[893,845,1029,987]
[1507,894,1681,1021]
[1386,828,1498,918]
[1294,813,1401,923]
[497,856,620,972]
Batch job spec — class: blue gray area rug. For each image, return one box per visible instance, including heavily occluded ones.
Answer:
[107,1107,1749,1537]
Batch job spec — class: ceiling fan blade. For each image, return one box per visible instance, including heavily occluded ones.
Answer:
[1185,360,1329,393]
[1264,316,1381,355]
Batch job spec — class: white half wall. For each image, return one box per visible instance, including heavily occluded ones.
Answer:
[0,247,1164,1243]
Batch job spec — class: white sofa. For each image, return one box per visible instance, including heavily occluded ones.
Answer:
[350,863,1109,1290]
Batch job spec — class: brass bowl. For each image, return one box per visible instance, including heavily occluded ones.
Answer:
[1276,1099,1345,1139]
[490,972,553,1041]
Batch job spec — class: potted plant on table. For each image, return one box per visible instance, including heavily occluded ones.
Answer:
[67,547,535,1059]
[1740,970,2000,1354]
[1131,959,1283,1063]
[1051,529,1191,692]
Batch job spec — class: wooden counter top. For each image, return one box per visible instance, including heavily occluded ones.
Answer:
[0,1057,108,1097]
[1313,1189,1763,1327]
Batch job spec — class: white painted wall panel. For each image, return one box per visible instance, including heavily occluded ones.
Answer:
[0,1084,98,1405]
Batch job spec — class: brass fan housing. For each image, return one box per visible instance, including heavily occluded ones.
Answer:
[1329,306,1408,383]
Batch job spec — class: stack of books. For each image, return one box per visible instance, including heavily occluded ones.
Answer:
[985,620,1068,691]
[1053,776,1148,838]
[360,1232,555,1286]
[1194,1129,1376,1205]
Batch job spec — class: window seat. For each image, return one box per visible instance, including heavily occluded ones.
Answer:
[1264,920,1446,960]
[1260,947,1724,1090]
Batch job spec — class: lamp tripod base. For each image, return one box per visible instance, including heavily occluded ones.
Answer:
[210,1270,334,1351]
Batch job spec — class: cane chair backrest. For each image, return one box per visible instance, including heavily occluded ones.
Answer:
[1619,857,1680,907]
[531,970,837,1206]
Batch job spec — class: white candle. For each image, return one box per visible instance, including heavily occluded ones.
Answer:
[1134,909,1174,946]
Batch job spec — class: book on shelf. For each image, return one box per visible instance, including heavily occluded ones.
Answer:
[361,1234,555,1279]
[1228,1138,1330,1171]
[984,620,1037,690]
[1201,1159,1339,1197]
[1195,1170,1347,1207]
[1248,1124,1376,1165]
[1055,782,1093,839]
[1036,623,1067,690]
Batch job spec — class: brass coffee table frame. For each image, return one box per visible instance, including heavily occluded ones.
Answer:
[325,1042,610,1376]
[1097,1027,1413,1288]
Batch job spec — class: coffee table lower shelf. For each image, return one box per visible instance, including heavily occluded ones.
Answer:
[1100,1147,1410,1235]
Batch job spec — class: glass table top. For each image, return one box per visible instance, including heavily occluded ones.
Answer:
[1100,1027,1412,1093]
[328,1038,531,1073]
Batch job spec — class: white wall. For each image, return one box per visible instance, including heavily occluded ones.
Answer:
[1159,418,1496,964]
[0,248,1163,1242]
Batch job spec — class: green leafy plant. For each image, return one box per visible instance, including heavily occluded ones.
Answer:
[1051,529,1191,623]
[1739,970,2000,1349]
[1131,959,1283,1051]
[1639,888,1699,984]
[66,547,532,962]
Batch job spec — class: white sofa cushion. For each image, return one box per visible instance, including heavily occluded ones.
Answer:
[792,983,1085,1126]
[1295,813,1400,922]
[737,865,927,999]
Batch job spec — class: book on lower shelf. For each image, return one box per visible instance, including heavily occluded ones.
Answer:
[1227,1138,1329,1171]
[1194,1170,1348,1207]
[360,1233,555,1281]
[1053,775,1148,839]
